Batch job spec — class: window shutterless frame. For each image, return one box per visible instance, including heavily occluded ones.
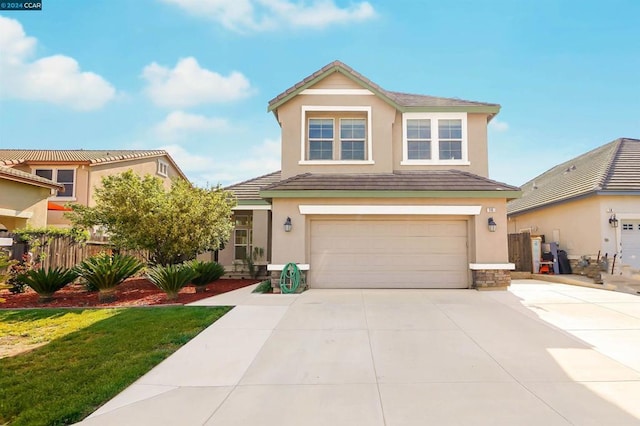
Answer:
[300,105,374,165]
[401,112,469,165]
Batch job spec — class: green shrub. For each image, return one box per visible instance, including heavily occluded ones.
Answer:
[252,280,272,293]
[75,252,144,302]
[147,264,198,300]
[187,261,225,287]
[16,267,79,302]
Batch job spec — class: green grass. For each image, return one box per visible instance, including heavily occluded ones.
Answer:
[252,280,272,293]
[0,306,232,426]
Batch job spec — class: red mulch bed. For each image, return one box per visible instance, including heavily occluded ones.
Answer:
[0,278,260,309]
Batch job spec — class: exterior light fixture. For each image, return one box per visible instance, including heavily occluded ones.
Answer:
[488,217,497,232]
[609,214,619,228]
[284,217,292,232]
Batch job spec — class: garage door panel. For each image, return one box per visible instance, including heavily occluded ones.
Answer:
[621,220,640,269]
[310,219,469,289]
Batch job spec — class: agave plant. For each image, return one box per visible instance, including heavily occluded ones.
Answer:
[147,264,198,300]
[75,252,144,302]
[17,267,79,302]
[186,260,225,293]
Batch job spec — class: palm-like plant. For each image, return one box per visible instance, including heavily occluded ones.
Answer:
[147,264,198,300]
[75,252,144,302]
[186,260,225,293]
[17,267,79,302]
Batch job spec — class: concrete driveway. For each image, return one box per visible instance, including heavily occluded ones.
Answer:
[80,280,640,425]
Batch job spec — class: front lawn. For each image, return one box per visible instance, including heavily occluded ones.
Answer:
[0,306,231,425]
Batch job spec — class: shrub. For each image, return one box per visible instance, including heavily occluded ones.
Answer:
[187,261,225,292]
[75,252,144,302]
[147,264,198,300]
[16,267,79,302]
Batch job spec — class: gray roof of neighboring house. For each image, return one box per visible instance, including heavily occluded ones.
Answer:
[507,138,640,215]
[225,171,282,201]
[0,165,64,190]
[0,149,188,180]
[261,170,519,193]
[267,61,500,115]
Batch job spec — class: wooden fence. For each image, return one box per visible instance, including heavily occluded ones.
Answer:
[508,233,533,272]
[3,233,148,269]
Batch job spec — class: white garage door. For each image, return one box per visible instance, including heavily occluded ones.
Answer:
[621,220,640,270]
[310,219,469,289]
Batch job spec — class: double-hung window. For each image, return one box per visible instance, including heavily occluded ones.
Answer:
[402,113,468,165]
[35,168,75,198]
[234,214,252,261]
[301,106,373,164]
[308,119,334,160]
[340,118,366,160]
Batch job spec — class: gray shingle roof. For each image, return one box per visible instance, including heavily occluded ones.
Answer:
[261,170,519,193]
[0,165,63,190]
[0,149,188,180]
[267,61,500,113]
[508,138,640,215]
[225,171,282,200]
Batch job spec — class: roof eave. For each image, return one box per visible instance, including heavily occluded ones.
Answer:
[260,189,521,199]
[0,173,64,191]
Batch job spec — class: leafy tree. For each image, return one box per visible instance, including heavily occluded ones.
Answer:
[66,171,236,265]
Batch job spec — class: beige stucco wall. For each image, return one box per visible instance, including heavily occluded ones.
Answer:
[508,194,640,261]
[0,179,52,230]
[507,196,602,258]
[270,197,509,266]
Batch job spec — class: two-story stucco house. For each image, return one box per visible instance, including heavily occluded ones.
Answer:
[222,61,520,290]
[0,150,187,231]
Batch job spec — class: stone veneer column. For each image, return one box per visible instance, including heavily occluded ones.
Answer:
[469,264,515,290]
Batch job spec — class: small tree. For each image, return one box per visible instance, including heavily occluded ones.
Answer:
[66,170,236,265]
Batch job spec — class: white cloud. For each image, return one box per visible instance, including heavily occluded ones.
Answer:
[154,111,229,140]
[159,0,375,32]
[142,57,253,108]
[160,138,281,186]
[0,16,115,110]
[489,118,509,132]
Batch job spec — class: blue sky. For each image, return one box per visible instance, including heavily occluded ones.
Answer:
[1,0,638,187]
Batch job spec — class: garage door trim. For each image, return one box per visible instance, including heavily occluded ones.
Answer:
[299,204,482,215]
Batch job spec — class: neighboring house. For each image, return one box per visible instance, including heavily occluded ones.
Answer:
[224,61,520,290]
[0,165,63,231]
[0,150,187,230]
[507,137,640,272]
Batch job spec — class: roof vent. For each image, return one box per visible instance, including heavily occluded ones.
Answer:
[532,181,538,190]
[571,165,576,170]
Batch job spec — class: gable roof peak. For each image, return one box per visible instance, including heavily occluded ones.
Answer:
[267,61,500,116]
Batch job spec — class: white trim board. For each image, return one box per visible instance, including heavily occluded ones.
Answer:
[267,264,310,271]
[469,263,516,270]
[300,89,374,96]
[232,205,272,211]
[298,205,482,215]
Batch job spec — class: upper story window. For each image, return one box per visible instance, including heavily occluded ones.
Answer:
[402,113,469,165]
[35,168,75,199]
[300,106,373,165]
[157,159,169,177]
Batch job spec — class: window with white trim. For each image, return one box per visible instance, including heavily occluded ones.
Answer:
[340,118,366,160]
[301,106,373,164]
[402,113,468,164]
[35,168,75,198]
[157,160,169,177]
[308,118,334,160]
